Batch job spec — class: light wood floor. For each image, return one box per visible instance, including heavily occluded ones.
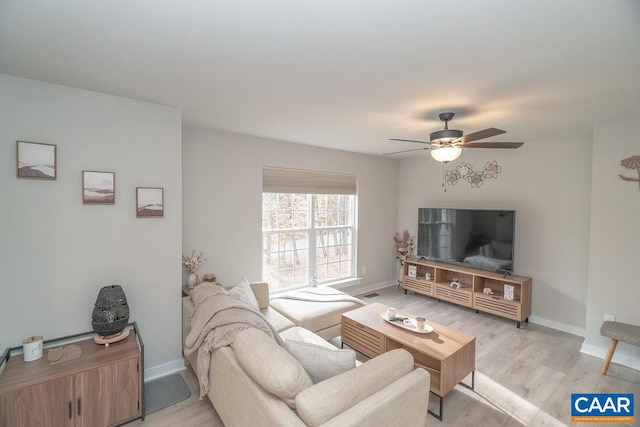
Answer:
[126,286,640,427]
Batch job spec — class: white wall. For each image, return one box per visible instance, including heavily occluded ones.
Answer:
[582,117,640,369]
[0,74,183,378]
[182,126,399,293]
[397,135,593,335]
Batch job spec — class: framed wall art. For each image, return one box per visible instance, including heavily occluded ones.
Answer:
[82,170,115,204]
[17,141,57,180]
[136,187,164,218]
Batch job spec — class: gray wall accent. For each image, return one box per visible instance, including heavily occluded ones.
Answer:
[583,117,640,367]
[0,74,183,374]
[397,135,593,335]
[182,125,399,291]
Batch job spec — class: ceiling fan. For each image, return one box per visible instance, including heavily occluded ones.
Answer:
[386,112,524,162]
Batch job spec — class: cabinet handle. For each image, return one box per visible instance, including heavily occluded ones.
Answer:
[77,397,82,416]
[68,401,72,419]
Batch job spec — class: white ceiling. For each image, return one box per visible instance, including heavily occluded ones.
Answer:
[1,1,639,157]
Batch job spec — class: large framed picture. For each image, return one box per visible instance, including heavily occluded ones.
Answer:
[17,141,57,180]
[83,171,115,204]
[136,187,164,218]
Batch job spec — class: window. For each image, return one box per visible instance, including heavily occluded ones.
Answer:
[262,167,357,292]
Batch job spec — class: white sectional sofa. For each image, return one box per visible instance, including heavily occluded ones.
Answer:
[182,282,431,427]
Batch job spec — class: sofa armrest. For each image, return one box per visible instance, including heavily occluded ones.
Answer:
[321,369,430,427]
[295,349,424,426]
[250,281,270,310]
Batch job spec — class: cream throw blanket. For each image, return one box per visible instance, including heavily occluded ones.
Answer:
[184,293,283,398]
[274,286,364,305]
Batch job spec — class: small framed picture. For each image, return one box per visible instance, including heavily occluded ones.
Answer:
[136,187,164,218]
[408,265,417,278]
[17,141,57,180]
[504,284,515,301]
[83,171,115,204]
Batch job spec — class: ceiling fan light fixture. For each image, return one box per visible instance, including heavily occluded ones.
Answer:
[431,146,462,163]
[429,128,463,144]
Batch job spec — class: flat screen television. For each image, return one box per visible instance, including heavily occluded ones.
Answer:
[417,208,516,273]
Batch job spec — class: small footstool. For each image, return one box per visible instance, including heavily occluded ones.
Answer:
[270,287,365,340]
[600,320,640,375]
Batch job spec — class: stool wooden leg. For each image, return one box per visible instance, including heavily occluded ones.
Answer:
[601,339,618,375]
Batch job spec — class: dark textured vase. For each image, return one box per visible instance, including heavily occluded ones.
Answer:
[91,285,130,337]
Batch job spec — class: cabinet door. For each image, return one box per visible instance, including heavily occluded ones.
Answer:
[0,376,74,427]
[75,357,140,427]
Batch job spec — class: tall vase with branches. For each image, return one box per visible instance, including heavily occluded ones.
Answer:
[393,230,415,286]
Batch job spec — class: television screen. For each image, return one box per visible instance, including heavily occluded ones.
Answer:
[417,208,516,272]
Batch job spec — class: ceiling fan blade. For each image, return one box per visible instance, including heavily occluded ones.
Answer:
[383,147,431,156]
[389,138,431,145]
[457,128,506,143]
[461,142,524,149]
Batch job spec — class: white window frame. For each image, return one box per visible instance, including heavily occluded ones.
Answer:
[262,192,356,293]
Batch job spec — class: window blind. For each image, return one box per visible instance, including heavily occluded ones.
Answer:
[263,167,357,195]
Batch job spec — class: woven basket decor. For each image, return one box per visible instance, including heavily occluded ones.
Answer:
[91,285,130,337]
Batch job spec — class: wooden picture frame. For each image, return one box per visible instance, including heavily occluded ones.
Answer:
[83,171,115,204]
[17,141,57,180]
[136,187,164,218]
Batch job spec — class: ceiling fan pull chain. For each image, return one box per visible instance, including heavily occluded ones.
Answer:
[442,162,447,192]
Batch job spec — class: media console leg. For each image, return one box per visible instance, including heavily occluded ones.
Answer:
[404,289,407,295]
[517,321,521,329]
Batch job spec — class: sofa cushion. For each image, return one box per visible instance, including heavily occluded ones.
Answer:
[270,288,365,334]
[232,328,313,408]
[228,277,260,311]
[190,282,229,307]
[285,339,356,384]
[261,307,296,333]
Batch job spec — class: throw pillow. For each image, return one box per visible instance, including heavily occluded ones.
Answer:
[285,339,356,383]
[232,328,313,408]
[190,282,229,307]
[228,276,260,311]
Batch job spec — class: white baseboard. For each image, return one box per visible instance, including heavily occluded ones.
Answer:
[528,315,586,337]
[580,343,640,371]
[144,359,185,382]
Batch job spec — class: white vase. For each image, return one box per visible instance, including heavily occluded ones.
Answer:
[187,273,197,289]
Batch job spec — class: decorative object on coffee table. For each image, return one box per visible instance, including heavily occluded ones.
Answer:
[91,284,130,345]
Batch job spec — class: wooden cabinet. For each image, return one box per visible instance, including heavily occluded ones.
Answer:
[402,259,532,327]
[0,325,143,427]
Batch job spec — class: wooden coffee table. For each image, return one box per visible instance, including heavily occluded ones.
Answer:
[341,303,476,420]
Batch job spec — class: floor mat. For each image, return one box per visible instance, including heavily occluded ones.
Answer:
[144,373,191,415]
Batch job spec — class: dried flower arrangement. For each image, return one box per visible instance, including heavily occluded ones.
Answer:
[393,230,416,264]
[182,250,207,274]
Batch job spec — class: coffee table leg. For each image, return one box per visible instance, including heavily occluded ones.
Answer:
[428,371,475,421]
[428,392,444,421]
[460,370,475,390]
